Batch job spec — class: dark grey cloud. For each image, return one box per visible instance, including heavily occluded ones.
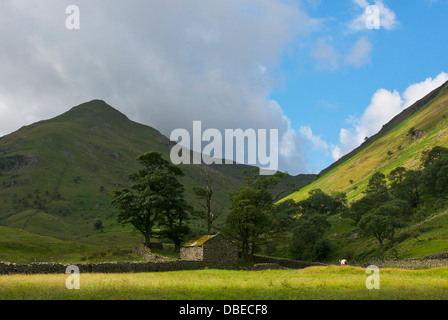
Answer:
[0,0,313,174]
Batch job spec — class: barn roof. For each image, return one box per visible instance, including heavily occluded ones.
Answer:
[181,234,218,247]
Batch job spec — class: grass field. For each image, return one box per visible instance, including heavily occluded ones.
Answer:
[1,266,448,300]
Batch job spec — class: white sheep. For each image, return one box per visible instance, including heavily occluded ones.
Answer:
[340,259,348,266]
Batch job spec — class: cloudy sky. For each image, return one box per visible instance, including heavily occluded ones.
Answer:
[0,0,447,175]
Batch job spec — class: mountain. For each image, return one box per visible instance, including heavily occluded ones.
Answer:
[283,80,448,203]
[279,80,448,261]
[0,100,314,261]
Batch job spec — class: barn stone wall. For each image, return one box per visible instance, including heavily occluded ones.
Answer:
[180,246,203,261]
[202,235,238,269]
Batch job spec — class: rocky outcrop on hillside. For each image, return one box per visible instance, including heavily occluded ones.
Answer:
[132,244,172,262]
[0,154,38,172]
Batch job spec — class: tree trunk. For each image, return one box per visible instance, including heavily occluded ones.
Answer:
[241,240,250,262]
[144,233,151,248]
[207,216,211,234]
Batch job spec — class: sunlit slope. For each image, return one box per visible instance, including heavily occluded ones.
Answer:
[283,81,448,203]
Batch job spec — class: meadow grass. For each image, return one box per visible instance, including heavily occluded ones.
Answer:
[1,266,448,300]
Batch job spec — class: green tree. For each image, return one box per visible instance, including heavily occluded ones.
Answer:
[375,199,411,241]
[158,204,191,252]
[420,146,448,169]
[312,238,332,262]
[94,220,104,231]
[111,152,188,248]
[345,189,391,224]
[291,213,331,260]
[420,153,448,197]
[366,171,387,195]
[297,189,345,216]
[389,166,407,186]
[225,170,288,262]
[345,171,391,224]
[390,170,422,208]
[358,210,393,252]
[226,186,272,262]
[346,195,375,224]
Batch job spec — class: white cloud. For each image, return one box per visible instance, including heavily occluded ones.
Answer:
[403,72,448,108]
[345,36,372,67]
[350,0,398,31]
[354,0,370,7]
[258,64,267,74]
[311,38,340,70]
[306,0,322,9]
[331,145,343,161]
[0,0,313,174]
[311,35,372,71]
[299,126,329,151]
[331,72,448,160]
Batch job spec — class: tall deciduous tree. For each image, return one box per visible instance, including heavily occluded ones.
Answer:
[111,152,188,248]
[225,169,288,262]
[358,210,394,252]
[366,171,388,195]
[291,212,331,261]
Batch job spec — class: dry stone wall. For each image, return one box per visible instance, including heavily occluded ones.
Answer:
[252,255,327,269]
[368,252,448,269]
[0,260,206,275]
[202,236,238,269]
[180,246,203,261]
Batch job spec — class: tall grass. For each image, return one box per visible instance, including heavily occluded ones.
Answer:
[1,266,448,300]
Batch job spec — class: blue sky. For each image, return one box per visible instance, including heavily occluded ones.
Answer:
[270,0,448,172]
[0,0,447,175]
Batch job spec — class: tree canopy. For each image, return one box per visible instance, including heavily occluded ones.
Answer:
[111,152,190,248]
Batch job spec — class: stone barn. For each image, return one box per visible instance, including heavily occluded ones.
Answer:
[180,233,238,269]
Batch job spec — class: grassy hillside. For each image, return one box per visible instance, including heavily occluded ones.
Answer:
[283,81,448,203]
[0,100,314,262]
[0,101,242,235]
[277,81,448,262]
[0,225,143,263]
[325,207,448,262]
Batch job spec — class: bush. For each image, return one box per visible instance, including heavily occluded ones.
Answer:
[94,220,104,230]
[312,238,331,262]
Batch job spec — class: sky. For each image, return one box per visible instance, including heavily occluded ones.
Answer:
[0,0,447,175]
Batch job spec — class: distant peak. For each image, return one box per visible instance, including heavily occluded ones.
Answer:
[71,99,113,110]
[46,100,132,128]
[68,100,129,119]
[90,99,107,104]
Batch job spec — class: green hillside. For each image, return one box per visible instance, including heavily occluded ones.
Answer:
[279,81,448,262]
[0,225,144,263]
[0,100,313,262]
[284,80,448,203]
